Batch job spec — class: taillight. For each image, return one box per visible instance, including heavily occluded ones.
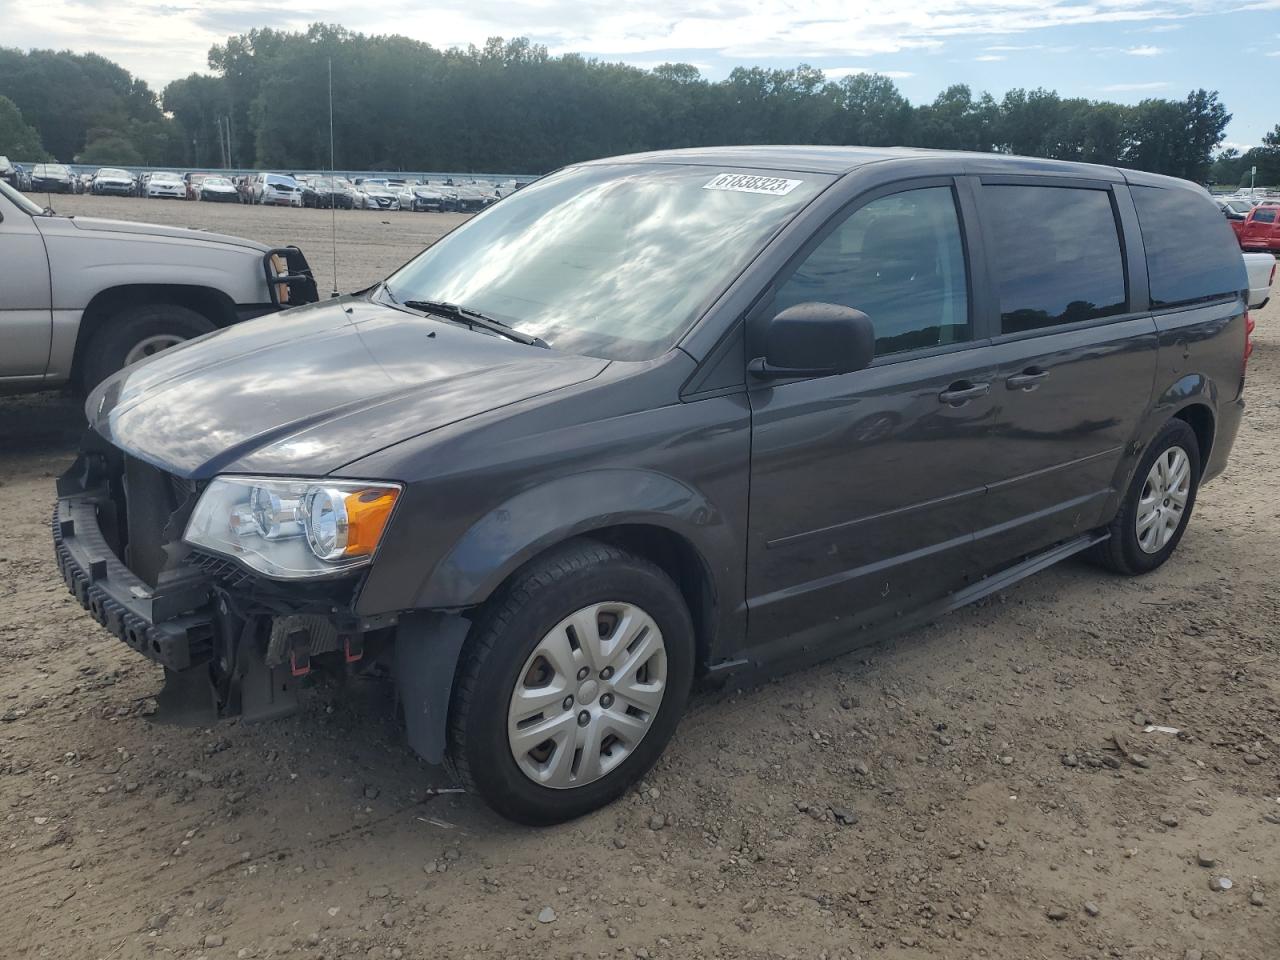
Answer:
[1244,310,1255,371]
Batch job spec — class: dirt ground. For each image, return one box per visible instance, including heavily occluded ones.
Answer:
[1,196,1277,960]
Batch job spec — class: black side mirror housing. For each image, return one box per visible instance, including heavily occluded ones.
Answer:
[749,302,876,381]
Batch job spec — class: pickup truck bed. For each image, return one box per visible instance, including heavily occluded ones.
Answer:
[1244,252,1276,310]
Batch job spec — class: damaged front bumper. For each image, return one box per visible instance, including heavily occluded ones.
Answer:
[54,492,215,672]
[52,444,470,761]
[52,447,379,725]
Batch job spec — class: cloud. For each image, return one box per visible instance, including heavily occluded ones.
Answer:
[1140,23,1183,32]
[1100,81,1171,91]
[824,66,915,79]
[974,54,1006,61]
[0,0,1263,91]
[1125,45,1166,55]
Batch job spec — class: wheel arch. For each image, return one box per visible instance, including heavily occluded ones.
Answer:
[1104,378,1219,525]
[395,468,737,674]
[1171,401,1215,470]
[72,284,237,387]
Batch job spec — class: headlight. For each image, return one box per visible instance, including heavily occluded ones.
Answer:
[184,476,401,579]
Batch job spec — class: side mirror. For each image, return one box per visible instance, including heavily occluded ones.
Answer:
[749,302,876,381]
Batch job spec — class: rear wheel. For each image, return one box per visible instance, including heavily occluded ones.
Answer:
[1089,419,1201,575]
[80,303,215,393]
[447,539,694,824]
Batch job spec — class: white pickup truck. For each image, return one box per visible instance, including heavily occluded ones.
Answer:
[1245,251,1276,310]
[0,180,316,396]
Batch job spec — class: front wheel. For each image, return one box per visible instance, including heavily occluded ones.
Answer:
[1089,418,1201,575]
[79,303,215,393]
[447,539,694,824]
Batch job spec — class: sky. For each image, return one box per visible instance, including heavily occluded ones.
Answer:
[3,0,1278,148]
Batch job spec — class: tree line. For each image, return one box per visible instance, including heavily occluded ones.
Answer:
[1,25,1275,186]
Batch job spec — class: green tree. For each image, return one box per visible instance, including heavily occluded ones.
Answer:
[79,129,143,165]
[0,48,165,160]
[0,93,47,159]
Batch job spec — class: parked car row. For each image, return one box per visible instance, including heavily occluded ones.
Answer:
[7,161,526,212]
[1217,192,1280,254]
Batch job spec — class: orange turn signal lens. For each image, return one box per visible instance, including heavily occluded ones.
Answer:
[270,253,290,303]
[340,487,400,557]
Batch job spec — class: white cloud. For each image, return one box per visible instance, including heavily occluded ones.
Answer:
[1141,23,1183,32]
[0,0,1267,91]
[824,66,915,79]
[1125,45,1166,55]
[974,54,1006,61]
[1100,81,1171,91]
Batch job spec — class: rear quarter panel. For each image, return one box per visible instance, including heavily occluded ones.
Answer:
[1114,298,1246,499]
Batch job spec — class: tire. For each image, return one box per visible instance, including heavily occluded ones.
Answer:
[1089,418,1201,575]
[447,538,695,825]
[79,303,216,393]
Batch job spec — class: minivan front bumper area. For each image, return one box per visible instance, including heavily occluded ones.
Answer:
[54,493,216,672]
[51,441,395,726]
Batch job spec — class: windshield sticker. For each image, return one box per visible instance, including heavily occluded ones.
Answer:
[703,173,803,196]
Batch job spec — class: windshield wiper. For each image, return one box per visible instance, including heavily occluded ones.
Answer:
[400,298,548,348]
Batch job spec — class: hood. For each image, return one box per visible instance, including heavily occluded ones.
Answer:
[87,296,609,479]
[63,216,265,250]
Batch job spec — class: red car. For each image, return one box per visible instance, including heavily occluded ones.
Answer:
[1240,205,1280,253]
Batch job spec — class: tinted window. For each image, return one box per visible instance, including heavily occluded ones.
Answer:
[775,186,970,356]
[983,185,1126,334]
[1254,208,1277,224]
[1131,185,1246,308]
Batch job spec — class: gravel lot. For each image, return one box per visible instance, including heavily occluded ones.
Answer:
[1,196,1277,960]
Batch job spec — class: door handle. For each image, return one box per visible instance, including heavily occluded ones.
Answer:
[938,381,990,405]
[1006,367,1049,391]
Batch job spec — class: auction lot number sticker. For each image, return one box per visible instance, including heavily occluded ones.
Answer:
[704,173,803,196]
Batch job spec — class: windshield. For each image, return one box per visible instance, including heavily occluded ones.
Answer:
[0,178,46,215]
[1225,200,1252,213]
[384,163,832,360]
[205,177,232,187]
[153,172,181,182]
[99,168,130,178]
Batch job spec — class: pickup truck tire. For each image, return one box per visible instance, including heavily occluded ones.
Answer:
[80,303,215,392]
[1089,419,1201,576]
[447,538,695,825]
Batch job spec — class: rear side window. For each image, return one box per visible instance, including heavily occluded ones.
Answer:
[982,185,1127,334]
[774,186,970,356]
[1131,185,1246,308]
[1254,208,1277,224]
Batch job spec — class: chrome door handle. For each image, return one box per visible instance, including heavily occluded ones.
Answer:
[938,381,990,405]
[1006,368,1049,391]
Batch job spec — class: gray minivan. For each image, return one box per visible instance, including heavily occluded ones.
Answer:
[54,147,1252,823]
